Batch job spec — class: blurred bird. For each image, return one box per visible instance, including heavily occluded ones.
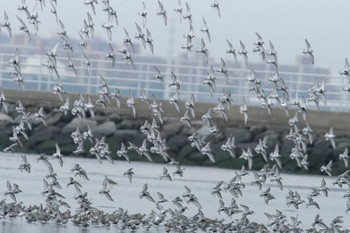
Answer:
[238,40,249,65]
[302,39,314,64]
[139,183,155,203]
[320,160,333,176]
[156,0,167,26]
[339,147,349,168]
[123,168,135,183]
[138,1,147,27]
[200,17,211,43]
[324,125,336,149]
[211,0,221,18]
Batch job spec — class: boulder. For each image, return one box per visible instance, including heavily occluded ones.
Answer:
[216,158,243,169]
[250,125,268,138]
[334,137,350,152]
[36,140,57,154]
[117,118,145,130]
[177,144,196,160]
[45,110,64,126]
[161,120,184,139]
[166,135,188,151]
[257,130,281,148]
[309,138,333,168]
[3,103,16,117]
[56,131,76,145]
[114,129,142,144]
[187,151,207,163]
[62,118,97,133]
[279,139,295,157]
[25,126,61,150]
[196,125,211,137]
[108,113,123,124]
[13,114,22,124]
[92,121,117,137]
[224,127,253,144]
[180,124,196,136]
[0,112,14,128]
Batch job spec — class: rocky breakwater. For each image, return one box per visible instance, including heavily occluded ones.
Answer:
[1,89,350,175]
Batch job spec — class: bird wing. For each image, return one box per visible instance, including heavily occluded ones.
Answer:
[55,143,60,154]
[4,11,8,22]
[16,15,26,28]
[7,180,12,191]
[240,40,245,50]
[135,22,142,34]
[226,39,233,49]
[200,38,206,49]
[143,183,148,192]
[255,32,262,41]
[158,0,164,11]
[305,38,311,50]
[59,19,65,32]
[105,192,114,202]
[269,40,275,51]
[345,58,349,69]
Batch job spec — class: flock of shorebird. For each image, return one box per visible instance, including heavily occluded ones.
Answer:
[0,0,350,232]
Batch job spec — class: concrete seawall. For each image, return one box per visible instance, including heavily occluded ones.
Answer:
[1,88,350,175]
[4,89,350,134]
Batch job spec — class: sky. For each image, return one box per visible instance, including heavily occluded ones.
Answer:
[0,0,349,73]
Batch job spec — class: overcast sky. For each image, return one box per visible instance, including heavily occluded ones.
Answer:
[0,0,349,73]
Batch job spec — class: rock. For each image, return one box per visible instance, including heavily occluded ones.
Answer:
[117,119,144,130]
[35,140,57,154]
[13,115,22,124]
[257,130,281,148]
[216,158,242,169]
[211,143,231,162]
[62,118,97,133]
[108,113,123,124]
[114,129,143,146]
[45,110,64,126]
[56,131,76,145]
[238,142,258,152]
[0,112,13,128]
[4,91,350,175]
[94,114,107,124]
[334,137,350,151]
[196,125,211,137]
[187,151,207,163]
[161,120,183,139]
[250,125,268,138]
[279,139,295,157]
[25,126,61,150]
[59,143,80,156]
[166,135,188,151]
[224,127,253,144]
[0,133,11,150]
[92,121,116,137]
[180,125,196,136]
[177,144,196,160]
[4,103,16,117]
[309,138,333,168]
[56,112,74,124]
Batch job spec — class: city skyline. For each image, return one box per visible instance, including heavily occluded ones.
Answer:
[0,0,348,73]
[1,35,344,113]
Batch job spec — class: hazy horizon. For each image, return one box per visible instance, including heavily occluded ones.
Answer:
[0,0,349,73]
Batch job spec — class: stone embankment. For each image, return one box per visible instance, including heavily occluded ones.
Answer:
[1,89,350,175]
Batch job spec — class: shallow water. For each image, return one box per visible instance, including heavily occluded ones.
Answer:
[0,152,349,232]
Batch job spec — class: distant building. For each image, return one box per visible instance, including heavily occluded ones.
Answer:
[0,34,346,111]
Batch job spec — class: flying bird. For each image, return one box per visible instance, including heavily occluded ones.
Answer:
[303,39,314,64]
[156,0,167,26]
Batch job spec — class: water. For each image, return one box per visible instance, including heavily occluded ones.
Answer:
[0,152,349,232]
